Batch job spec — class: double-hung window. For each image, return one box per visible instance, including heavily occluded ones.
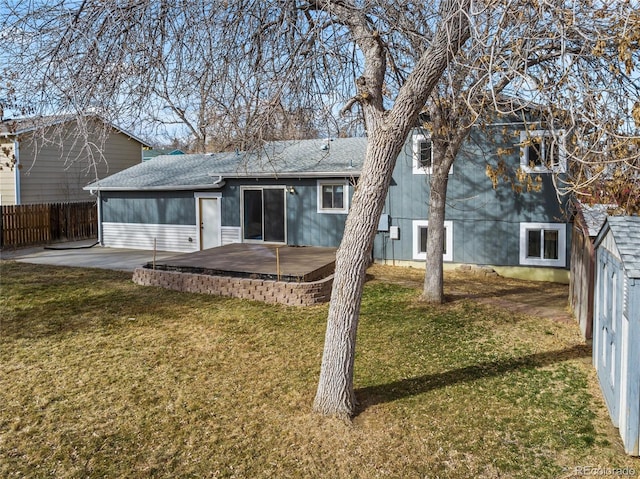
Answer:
[519,222,566,267]
[520,130,566,173]
[317,180,349,214]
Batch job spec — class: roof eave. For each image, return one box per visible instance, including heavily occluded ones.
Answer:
[216,170,361,179]
[84,184,226,192]
[1,114,153,148]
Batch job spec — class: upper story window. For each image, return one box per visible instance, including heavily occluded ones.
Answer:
[413,134,433,174]
[317,180,349,214]
[519,130,566,173]
[519,222,566,267]
[412,133,452,175]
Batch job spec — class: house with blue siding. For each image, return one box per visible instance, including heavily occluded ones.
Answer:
[86,125,571,282]
[86,138,365,253]
[373,123,571,282]
[593,216,640,456]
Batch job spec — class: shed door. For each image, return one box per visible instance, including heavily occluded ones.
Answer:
[597,262,622,425]
[199,197,221,250]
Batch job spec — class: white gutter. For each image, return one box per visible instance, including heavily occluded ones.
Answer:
[208,171,362,179]
[84,177,227,194]
[96,190,103,245]
[13,140,20,205]
[83,170,361,193]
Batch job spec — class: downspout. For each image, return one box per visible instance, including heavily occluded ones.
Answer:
[96,189,103,246]
[13,139,20,205]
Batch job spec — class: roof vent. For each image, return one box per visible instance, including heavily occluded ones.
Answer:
[321,138,333,151]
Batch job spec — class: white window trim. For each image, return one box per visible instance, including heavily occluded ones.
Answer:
[519,130,566,174]
[412,133,433,175]
[412,133,452,175]
[519,222,566,267]
[240,186,288,244]
[317,180,349,214]
[412,219,453,262]
[194,192,222,251]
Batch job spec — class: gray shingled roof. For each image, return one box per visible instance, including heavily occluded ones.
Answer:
[85,137,366,191]
[605,216,640,279]
[580,203,615,237]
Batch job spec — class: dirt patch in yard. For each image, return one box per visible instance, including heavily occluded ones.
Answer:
[367,264,573,324]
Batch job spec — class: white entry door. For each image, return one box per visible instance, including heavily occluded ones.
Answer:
[199,197,221,250]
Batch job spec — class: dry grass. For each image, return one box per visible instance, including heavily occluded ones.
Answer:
[0,261,636,478]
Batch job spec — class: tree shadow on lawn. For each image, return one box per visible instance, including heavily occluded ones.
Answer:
[354,343,590,416]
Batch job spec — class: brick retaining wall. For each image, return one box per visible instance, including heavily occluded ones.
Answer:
[132,267,334,306]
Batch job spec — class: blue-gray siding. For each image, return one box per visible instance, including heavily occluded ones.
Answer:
[220,178,349,247]
[101,191,196,225]
[373,127,570,267]
[100,177,350,248]
[99,126,571,268]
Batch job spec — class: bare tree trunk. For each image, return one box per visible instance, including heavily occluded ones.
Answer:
[422,128,467,303]
[313,135,406,418]
[313,0,471,419]
[423,143,451,303]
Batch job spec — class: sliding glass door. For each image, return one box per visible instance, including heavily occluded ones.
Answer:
[242,187,286,243]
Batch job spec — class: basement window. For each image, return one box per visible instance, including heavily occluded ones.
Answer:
[519,222,566,267]
[412,220,453,261]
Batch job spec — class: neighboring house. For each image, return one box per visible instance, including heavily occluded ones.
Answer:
[86,124,571,281]
[593,216,640,456]
[143,148,185,161]
[0,115,151,205]
[569,202,613,339]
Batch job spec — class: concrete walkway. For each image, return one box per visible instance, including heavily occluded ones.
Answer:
[1,240,178,272]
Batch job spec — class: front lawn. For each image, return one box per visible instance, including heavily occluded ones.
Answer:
[0,262,634,478]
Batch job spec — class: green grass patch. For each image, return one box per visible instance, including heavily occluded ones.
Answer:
[0,261,634,478]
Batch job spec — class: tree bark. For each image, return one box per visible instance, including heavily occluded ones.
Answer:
[422,143,451,303]
[422,126,468,303]
[313,0,470,419]
[312,134,408,418]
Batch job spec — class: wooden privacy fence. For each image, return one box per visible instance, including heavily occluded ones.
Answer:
[1,201,98,249]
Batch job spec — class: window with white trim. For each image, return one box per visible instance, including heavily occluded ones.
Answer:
[412,220,453,261]
[317,180,349,214]
[519,222,566,267]
[520,130,566,173]
[412,134,433,174]
[412,133,452,175]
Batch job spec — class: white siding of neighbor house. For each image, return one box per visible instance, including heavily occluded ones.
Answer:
[102,222,199,253]
[0,140,16,204]
[15,121,143,205]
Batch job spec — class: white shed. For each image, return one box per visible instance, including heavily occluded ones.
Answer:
[593,216,640,456]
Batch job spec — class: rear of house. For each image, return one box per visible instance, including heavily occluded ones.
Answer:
[88,128,571,282]
[372,124,571,282]
[88,138,365,253]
